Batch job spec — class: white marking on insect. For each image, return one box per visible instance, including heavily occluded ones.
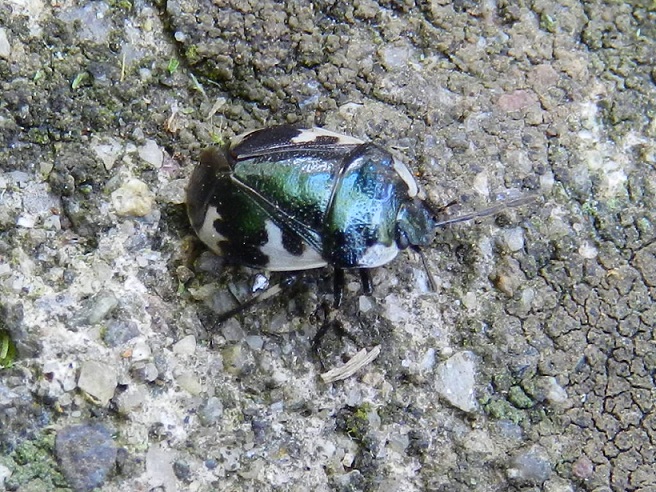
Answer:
[260,220,328,271]
[228,128,259,148]
[197,206,227,255]
[392,157,419,198]
[358,242,400,268]
[292,128,364,146]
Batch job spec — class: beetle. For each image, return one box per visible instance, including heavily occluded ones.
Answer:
[187,125,529,307]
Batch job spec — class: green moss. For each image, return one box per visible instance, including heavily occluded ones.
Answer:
[337,403,372,444]
[540,13,557,33]
[482,398,524,424]
[109,0,133,10]
[185,45,201,66]
[209,132,227,146]
[0,330,17,368]
[508,385,535,409]
[4,433,69,490]
[71,71,90,90]
[167,58,180,75]
[27,128,51,145]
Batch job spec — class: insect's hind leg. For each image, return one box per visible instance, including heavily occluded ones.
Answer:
[209,274,300,328]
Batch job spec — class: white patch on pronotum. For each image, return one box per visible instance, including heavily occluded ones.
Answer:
[260,220,328,271]
[358,242,400,268]
[392,157,419,198]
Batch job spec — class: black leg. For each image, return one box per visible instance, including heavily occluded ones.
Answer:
[311,302,357,370]
[359,269,373,295]
[209,274,299,328]
[333,268,345,308]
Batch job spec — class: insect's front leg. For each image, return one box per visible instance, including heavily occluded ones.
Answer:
[332,268,345,308]
[311,301,357,370]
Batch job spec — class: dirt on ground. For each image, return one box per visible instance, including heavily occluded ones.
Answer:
[0,0,654,491]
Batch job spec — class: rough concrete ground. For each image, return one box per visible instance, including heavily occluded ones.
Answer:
[0,0,654,491]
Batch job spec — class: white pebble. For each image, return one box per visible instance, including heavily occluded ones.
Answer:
[176,371,202,395]
[461,291,478,310]
[111,178,155,217]
[358,295,374,313]
[138,139,163,168]
[503,227,525,252]
[16,214,36,228]
[92,137,123,171]
[131,342,152,361]
[578,241,598,259]
[172,335,196,356]
[434,351,478,413]
[0,28,10,59]
[77,360,117,406]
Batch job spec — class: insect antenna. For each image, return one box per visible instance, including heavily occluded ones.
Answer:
[416,194,536,292]
[428,194,537,228]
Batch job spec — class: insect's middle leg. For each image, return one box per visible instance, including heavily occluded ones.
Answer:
[359,269,373,296]
[333,268,345,308]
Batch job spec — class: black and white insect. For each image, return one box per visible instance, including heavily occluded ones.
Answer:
[187,125,530,308]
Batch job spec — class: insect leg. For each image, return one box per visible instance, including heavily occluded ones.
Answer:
[210,274,299,328]
[359,269,373,295]
[411,245,437,291]
[333,268,345,308]
[311,302,357,370]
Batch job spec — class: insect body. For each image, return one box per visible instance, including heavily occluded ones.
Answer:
[187,126,437,304]
[187,125,530,305]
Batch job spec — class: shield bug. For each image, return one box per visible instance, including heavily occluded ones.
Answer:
[187,125,530,307]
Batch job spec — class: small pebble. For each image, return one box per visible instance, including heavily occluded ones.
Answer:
[434,351,478,413]
[0,28,10,59]
[176,371,202,395]
[461,291,478,309]
[86,291,119,325]
[92,137,123,171]
[138,139,163,168]
[172,335,196,356]
[159,179,187,205]
[173,460,192,482]
[56,424,117,491]
[0,464,12,485]
[245,335,264,350]
[222,318,245,341]
[146,444,177,491]
[199,396,224,425]
[115,384,147,414]
[111,179,155,217]
[103,320,140,347]
[77,360,117,406]
[540,376,568,404]
[571,455,594,479]
[132,362,159,382]
[358,295,374,313]
[131,342,152,362]
[508,449,552,484]
[578,241,598,259]
[502,227,525,252]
